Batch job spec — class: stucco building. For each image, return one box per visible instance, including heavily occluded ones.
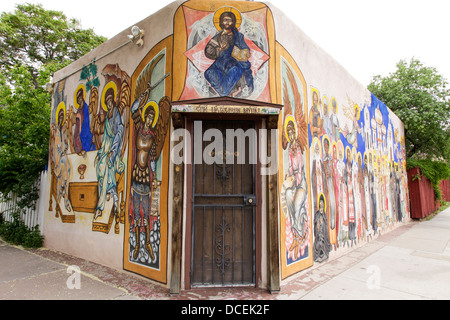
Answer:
[45,0,410,294]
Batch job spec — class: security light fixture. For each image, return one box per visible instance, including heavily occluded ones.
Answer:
[128,26,145,47]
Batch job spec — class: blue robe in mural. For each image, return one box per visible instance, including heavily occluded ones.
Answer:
[204,27,254,97]
[74,102,96,153]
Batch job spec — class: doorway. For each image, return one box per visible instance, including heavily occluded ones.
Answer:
[190,120,258,287]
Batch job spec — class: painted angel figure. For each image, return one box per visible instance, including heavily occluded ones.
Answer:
[280,66,309,260]
[341,96,362,148]
[50,103,72,213]
[130,96,171,262]
[94,64,131,235]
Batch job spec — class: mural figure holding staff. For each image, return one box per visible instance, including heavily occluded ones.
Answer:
[129,97,170,262]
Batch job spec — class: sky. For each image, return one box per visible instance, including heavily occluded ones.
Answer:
[2,0,450,87]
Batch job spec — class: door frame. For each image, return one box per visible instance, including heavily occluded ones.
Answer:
[185,115,262,289]
[169,98,282,293]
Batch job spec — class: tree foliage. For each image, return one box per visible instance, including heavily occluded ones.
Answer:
[368,58,450,162]
[0,3,106,87]
[0,4,106,209]
[407,158,450,201]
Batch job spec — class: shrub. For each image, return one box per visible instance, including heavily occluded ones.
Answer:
[0,211,43,248]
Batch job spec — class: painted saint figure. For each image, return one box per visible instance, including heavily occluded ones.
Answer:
[311,139,324,214]
[369,154,378,235]
[309,90,323,140]
[51,103,72,213]
[331,143,340,250]
[322,137,337,247]
[280,64,309,262]
[336,143,347,247]
[363,154,372,238]
[330,98,340,142]
[94,84,125,222]
[204,10,253,97]
[73,86,96,155]
[313,194,332,262]
[322,98,333,138]
[130,96,171,263]
[358,154,367,240]
[283,119,309,259]
[341,101,362,148]
[345,148,356,247]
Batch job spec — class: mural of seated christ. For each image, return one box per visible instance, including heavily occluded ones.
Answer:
[204,11,254,97]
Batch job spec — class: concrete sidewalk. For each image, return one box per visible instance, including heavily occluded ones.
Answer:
[1,206,449,300]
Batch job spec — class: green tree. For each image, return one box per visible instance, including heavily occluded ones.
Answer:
[0,4,106,209]
[368,58,450,162]
[368,58,450,201]
[0,3,106,88]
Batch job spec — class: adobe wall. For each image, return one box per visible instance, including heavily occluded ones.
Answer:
[44,0,410,287]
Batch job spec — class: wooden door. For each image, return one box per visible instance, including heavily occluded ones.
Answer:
[191,120,256,287]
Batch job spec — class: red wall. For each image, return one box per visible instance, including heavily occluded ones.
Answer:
[407,167,441,219]
[439,178,450,202]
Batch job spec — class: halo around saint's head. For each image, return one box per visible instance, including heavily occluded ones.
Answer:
[213,7,242,31]
[318,192,326,212]
[331,97,338,113]
[322,134,330,152]
[312,137,322,158]
[74,84,86,109]
[101,81,118,112]
[56,102,66,126]
[142,100,159,128]
[354,104,360,120]
[284,115,297,143]
[322,96,329,114]
[337,140,344,160]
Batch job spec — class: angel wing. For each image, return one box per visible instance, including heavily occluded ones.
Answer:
[134,54,165,105]
[342,94,357,120]
[282,67,308,152]
[102,64,131,114]
[151,96,172,160]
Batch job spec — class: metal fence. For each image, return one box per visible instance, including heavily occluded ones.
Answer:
[0,171,47,233]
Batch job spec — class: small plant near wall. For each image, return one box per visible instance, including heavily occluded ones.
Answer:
[0,211,44,248]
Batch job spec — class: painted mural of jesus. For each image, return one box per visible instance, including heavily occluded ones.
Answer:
[204,10,254,97]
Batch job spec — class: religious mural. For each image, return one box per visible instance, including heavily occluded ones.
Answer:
[279,55,313,278]
[123,47,171,283]
[307,89,410,265]
[49,62,131,234]
[46,0,412,288]
[49,81,74,223]
[181,5,270,101]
